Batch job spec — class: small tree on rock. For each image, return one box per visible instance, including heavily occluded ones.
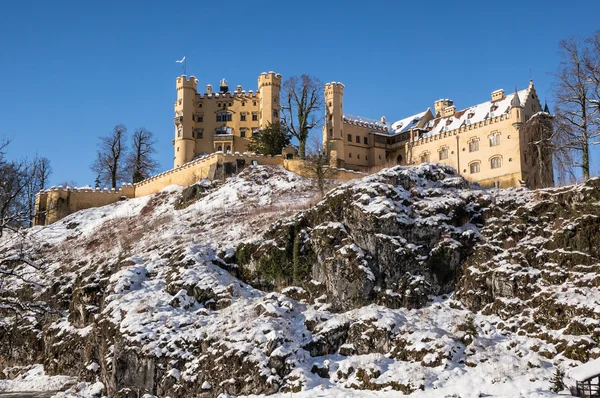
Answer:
[549,365,566,393]
[91,124,127,189]
[247,122,291,156]
[281,75,324,159]
[302,137,338,197]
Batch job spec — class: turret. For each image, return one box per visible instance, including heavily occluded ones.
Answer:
[510,87,524,131]
[258,71,282,127]
[174,75,198,168]
[323,82,345,166]
[434,99,453,118]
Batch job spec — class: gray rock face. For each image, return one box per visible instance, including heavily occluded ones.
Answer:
[241,164,488,311]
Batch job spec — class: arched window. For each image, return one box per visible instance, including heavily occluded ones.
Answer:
[491,156,502,169]
[420,152,430,163]
[217,146,223,151]
[396,154,403,164]
[469,161,481,174]
[439,147,448,160]
[469,139,479,152]
[489,132,500,147]
[226,145,231,153]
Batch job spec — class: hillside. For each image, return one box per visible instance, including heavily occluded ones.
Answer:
[1,164,599,398]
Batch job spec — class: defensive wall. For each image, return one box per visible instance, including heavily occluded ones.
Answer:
[34,153,365,226]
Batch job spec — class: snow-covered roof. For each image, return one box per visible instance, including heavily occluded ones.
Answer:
[422,89,528,138]
[343,114,390,131]
[568,358,600,382]
[391,109,430,134]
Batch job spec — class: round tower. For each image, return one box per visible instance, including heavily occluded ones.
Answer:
[174,75,198,168]
[258,72,282,127]
[323,82,345,167]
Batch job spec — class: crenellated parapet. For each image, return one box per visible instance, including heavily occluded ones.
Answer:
[258,71,282,89]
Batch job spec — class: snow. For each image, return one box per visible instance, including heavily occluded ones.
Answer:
[0,365,75,392]
[391,109,429,134]
[423,88,528,137]
[2,164,597,398]
[567,357,600,382]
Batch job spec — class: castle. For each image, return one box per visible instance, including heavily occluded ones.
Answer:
[323,80,554,189]
[33,72,554,226]
[173,72,282,168]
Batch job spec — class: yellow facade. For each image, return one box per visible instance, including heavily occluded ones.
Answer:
[173,72,281,168]
[324,80,553,189]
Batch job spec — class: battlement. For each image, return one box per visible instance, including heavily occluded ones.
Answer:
[342,115,388,132]
[258,71,282,88]
[176,75,198,90]
[196,90,260,99]
[325,82,345,94]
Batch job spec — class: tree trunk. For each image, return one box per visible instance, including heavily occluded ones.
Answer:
[582,140,590,181]
[299,140,306,160]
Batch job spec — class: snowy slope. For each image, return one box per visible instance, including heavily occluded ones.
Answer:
[1,165,597,397]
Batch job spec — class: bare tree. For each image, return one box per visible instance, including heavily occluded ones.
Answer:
[280,75,324,159]
[302,137,338,197]
[0,139,36,235]
[583,31,600,125]
[552,35,600,181]
[34,156,52,191]
[126,128,159,183]
[91,124,127,189]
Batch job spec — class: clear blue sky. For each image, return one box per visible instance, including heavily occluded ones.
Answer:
[1,0,599,187]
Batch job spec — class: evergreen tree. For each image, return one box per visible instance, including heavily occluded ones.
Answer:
[549,366,566,393]
[247,122,291,156]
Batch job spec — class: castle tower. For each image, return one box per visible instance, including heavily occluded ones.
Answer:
[434,99,453,118]
[510,87,524,131]
[258,72,282,127]
[174,75,198,168]
[323,82,345,167]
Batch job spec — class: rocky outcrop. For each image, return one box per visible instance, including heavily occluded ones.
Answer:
[239,164,487,311]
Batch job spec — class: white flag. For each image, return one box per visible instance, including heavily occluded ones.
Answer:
[176,56,186,63]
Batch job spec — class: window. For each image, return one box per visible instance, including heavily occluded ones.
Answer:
[349,153,352,158]
[240,128,246,138]
[329,128,333,137]
[199,103,203,108]
[253,101,257,106]
[470,162,481,174]
[197,114,203,122]
[439,147,448,160]
[229,103,232,107]
[242,101,246,106]
[493,181,501,188]
[273,110,278,117]
[217,112,232,122]
[197,129,203,139]
[357,154,360,159]
[524,152,527,163]
[177,128,182,137]
[469,140,479,152]
[363,137,368,145]
[489,133,500,147]
[491,157,502,169]
[226,145,231,152]
[356,136,360,143]
[217,146,222,151]
[420,153,430,163]
[240,113,246,121]
[328,114,333,121]
[252,113,258,121]
[347,134,352,142]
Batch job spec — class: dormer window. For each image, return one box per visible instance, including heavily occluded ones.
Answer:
[468,112,475,119]
[445,119,453,126]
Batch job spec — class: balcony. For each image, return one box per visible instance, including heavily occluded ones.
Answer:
[213,134,234,142]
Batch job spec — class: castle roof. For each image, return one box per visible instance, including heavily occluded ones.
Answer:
[391,109,430,134]
[422,88,528,138]
[343,114,391,131]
